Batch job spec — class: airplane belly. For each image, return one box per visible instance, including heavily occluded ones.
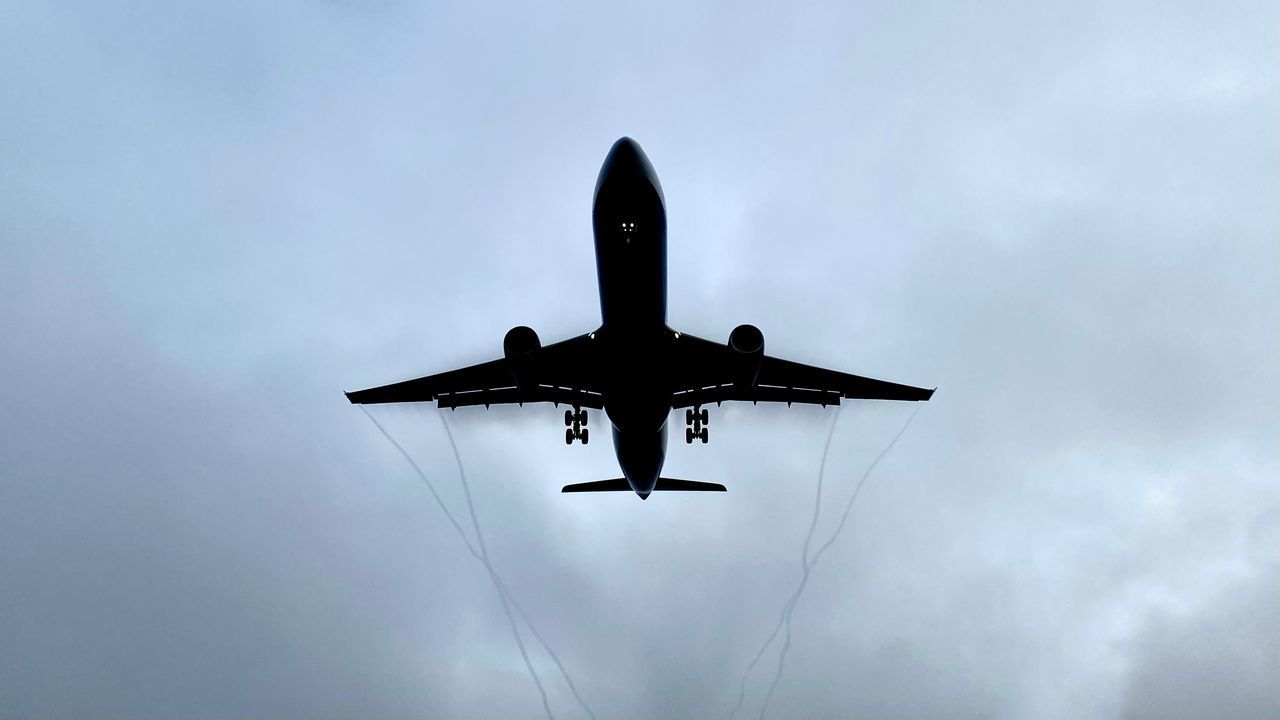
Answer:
[594,228,666,333]
[611,421,668,495]
[603,385,671,431]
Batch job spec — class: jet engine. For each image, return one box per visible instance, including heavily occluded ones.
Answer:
[728,324,764,389]
[503,325,541,389]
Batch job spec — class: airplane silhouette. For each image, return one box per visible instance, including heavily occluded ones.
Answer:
[347,137,934,499]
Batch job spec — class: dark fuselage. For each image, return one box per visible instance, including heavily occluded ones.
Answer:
[592,138,672,498]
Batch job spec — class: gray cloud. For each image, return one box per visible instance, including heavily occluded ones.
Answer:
[2,0,1277,718]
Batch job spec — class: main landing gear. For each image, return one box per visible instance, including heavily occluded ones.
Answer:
[564,406,589,444]
[684,406,709,444]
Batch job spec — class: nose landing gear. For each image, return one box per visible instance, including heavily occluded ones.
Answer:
[684,406,709,444]
[564,406,589,444]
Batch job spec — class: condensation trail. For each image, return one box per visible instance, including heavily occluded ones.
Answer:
[725,408,842,720]
[408,408,591,718]
[438,414,554,720]
[439,414,597,720]
[729,405,923,720]
[359,407,596,720]
[756,406,922,720]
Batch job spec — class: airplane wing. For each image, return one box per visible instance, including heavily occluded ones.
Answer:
[345,333,605,409]
[668,332,934,408]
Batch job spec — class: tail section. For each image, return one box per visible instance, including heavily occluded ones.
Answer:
[561,478,727,495]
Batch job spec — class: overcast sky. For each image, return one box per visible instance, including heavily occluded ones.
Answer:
[1,1,1277,718]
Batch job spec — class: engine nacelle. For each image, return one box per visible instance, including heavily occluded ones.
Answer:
[503,326,541,389]
[728,324,764,389]
[503,325,541,358]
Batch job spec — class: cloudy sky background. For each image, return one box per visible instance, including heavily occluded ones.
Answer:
[2,1,1277,718]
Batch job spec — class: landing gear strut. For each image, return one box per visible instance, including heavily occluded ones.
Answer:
[685,405,709,444]
[565,406,589,444]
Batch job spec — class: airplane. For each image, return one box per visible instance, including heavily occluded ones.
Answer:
[346,137,934,499]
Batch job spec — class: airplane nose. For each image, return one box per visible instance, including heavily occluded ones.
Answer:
[593,136,664,207]
[607,137,643,168]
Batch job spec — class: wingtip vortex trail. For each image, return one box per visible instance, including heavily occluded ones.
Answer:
[730,405,923,720]
[359,406,596,720]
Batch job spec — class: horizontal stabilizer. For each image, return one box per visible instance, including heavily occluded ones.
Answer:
[654,478,726,492]
[561,478,631,493]
[561,478,727,493]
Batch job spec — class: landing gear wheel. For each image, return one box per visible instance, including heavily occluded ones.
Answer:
[565,410,574,426]
[685,409,694,425]
[576,409,588,426]
[699,428,709,444]
[565,428,574,444]
[685,427,694,444]
[580,428,589,444]
[699,408,709,425]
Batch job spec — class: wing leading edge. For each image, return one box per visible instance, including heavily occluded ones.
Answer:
[668,332,934,409]
[345,333,604,409]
